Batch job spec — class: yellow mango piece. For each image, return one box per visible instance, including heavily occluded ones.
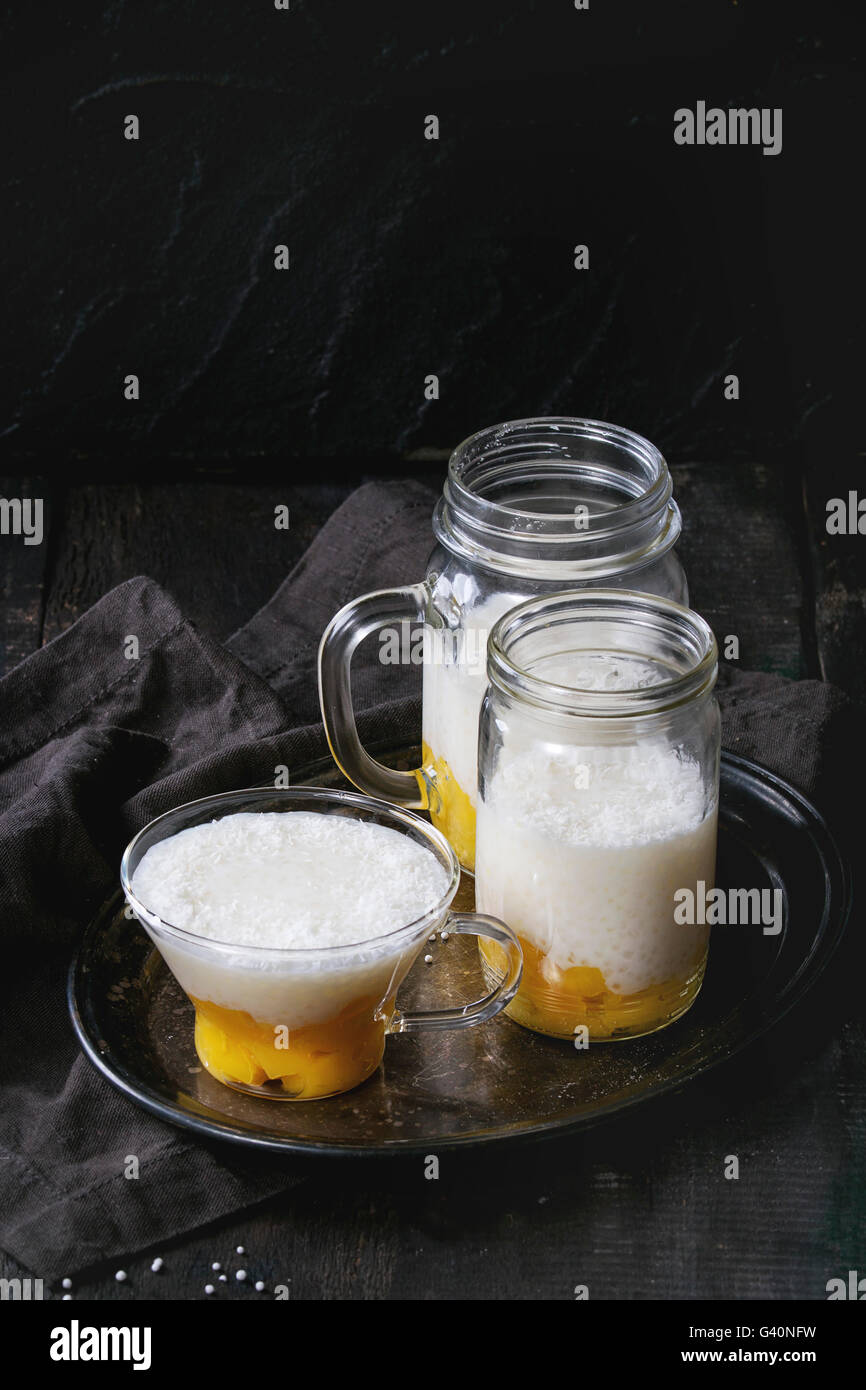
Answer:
[422,741,476,871]
[189,993,390,1099]
[479,935,704,1040]
[194,1011,267,1087]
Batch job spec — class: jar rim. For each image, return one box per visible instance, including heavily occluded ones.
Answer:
[434,416,681,578]
[487,589,718,717]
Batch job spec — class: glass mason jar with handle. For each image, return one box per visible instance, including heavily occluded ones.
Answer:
[475,589,720,1041]
[318,417,688,873]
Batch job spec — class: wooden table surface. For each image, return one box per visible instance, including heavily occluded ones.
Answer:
[0,463,863,1300]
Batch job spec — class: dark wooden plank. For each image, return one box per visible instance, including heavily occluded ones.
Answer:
[803,462,866,705]
[0,476,54,678]
[41,482,356,647]
[672,461,807,680]
[41,465,810,683]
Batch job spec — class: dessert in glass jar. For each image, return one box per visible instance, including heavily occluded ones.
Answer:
[319,417,688,872]
[474,590,719,1040]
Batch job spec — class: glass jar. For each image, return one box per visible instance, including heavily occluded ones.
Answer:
[319,417,688,873]
[475,589,720,1041]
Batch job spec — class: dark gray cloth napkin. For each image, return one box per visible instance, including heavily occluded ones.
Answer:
[0,479,857,1279]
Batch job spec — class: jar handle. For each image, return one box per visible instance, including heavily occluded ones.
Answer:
[318,583,432,808]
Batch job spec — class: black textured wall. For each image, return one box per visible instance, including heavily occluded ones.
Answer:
[0,1,860,474]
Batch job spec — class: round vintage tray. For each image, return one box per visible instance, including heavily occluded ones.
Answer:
[68,747,852,1155]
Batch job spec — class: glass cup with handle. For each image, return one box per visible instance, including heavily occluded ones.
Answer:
[121,786,523,1100]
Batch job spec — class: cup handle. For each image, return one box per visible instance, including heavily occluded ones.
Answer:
[389,915,523,1034]
[318,582,432,808]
